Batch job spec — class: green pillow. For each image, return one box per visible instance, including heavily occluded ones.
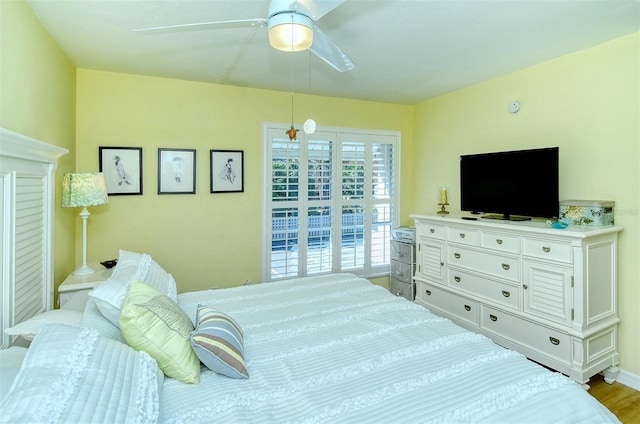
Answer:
[119,280,200,384]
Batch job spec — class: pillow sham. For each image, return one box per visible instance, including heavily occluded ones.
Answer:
[120,280,200,384]
[0,324,161,423]
[80,297,126,343]
[190,305,249,379]
[89,249,177,328]
[4,309,82,341]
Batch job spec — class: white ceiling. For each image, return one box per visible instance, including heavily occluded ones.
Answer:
[27,0,640,105]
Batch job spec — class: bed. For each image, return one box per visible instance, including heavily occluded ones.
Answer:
[0,251,620,423]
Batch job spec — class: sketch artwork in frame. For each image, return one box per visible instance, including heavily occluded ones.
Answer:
[158,148,196,194]
[99,146,143,195]
[210,150,244,193]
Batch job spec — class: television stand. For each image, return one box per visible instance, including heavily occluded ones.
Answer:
[481,214,531,221]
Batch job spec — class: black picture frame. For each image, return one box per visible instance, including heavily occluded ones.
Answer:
[210,150,244,193]
[99,146,143,195]
[158,148,196,194]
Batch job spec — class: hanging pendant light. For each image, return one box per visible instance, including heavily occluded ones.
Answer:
[285,13,300,141]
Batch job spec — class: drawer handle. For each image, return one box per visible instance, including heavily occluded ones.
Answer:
[397,252,405,257]
[454,276,461,283]
[489,314,497,322]
[440,262,444,266]
[523,284,528,290]
[502,290,510,298]
[459,233,466,239]
[425,289,432,296]
[430,228,435,234]
[496,239,503,245]
[395,291,402,297]
[549,337,560,346]
[454,253,461,259]
[502,263,510,271]
[542,246,551,253]
[464,304,471,311]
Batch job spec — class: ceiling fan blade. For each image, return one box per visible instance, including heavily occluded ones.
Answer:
[309,26,355,72]
[289,0,345,20]
[133,19,266,34]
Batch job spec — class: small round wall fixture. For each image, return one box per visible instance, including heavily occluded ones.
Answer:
[509,101,521,113]
[303,118,316,135]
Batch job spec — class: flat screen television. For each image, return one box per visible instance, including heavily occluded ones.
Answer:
[460,147,559,220]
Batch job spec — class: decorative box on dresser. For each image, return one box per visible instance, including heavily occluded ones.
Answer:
[411,214,622,388]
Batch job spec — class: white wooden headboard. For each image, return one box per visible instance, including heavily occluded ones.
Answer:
[0,128,68,348]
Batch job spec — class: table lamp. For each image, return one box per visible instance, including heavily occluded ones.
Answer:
[62,172,108,275]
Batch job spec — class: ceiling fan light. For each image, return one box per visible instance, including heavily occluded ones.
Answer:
[268,13,313,52]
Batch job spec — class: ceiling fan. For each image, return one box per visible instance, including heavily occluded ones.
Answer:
[133,0,355,72]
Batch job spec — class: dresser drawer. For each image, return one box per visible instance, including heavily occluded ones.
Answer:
[391,259,413,283]
[417,283,479,326]
[390,278,413,300]
[448,246,520,282]
[447,268,520,310]
[480,305,570,364]
[523,237,572,263]
[419,222,445,240]
[480,231,521,254]
[391,240,414,263]
[447,226,479,246]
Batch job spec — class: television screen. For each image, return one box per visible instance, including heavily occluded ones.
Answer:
[460,147,559,220]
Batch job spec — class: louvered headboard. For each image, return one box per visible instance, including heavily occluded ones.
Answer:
[0,128,68,348]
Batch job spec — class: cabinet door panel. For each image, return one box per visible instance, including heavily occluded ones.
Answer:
[523,260,572,325]
[417,240,444,283]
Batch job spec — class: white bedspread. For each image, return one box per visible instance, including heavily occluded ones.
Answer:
[166,273,619,423]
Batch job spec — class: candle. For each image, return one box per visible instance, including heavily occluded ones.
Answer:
[439,187,448,205]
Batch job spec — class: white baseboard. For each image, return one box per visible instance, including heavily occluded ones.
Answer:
[616,368,640,391]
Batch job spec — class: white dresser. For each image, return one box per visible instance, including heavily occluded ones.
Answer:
[411,214,622,387]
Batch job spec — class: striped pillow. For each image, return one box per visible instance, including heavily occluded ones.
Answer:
[190,305,248,379]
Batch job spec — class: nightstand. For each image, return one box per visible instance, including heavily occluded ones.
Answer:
[58,263,113,307]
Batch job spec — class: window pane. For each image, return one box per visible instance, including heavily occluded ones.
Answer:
[371,204,392,266]
[271,207,299,279]
[308,139,332,201]
[342,142,365,200]
[372,143,394,199]
[272,139,299,201]
[341,205,364,270]
[307,206,332,275]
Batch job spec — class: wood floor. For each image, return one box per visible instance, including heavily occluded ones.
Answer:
[588,373,640,423]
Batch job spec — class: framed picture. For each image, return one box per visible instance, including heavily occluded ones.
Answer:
[99,147,143,195]
[158,148,196,194]
[210,150,244,193]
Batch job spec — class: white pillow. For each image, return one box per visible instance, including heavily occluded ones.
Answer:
[80,297,126,343]
[0,324,161,423]
[89,250,177,327]
[4,309,82,341]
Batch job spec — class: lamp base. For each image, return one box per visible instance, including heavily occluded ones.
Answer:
[72,264,97,276]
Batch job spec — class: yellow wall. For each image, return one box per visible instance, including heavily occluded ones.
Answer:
[0,0,77,294]
[75,70,413,291]
[412,33,640,375]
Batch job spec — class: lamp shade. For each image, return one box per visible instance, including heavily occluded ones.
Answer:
[61,173,108,208]
[268,12,313,52]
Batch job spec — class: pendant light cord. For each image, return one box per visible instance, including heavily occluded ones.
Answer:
[290,14,295,126]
